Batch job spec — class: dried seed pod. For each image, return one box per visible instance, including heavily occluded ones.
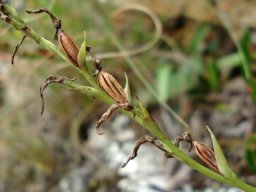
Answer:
[95,70,132,135]
[193,140,220,173]
[57,30,79,67]
[97,70,129,105]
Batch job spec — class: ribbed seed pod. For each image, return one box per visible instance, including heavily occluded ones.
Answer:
[193,141,220,173]
[97,70,129,105]
[58,30,79,67]
[96,70,132,135]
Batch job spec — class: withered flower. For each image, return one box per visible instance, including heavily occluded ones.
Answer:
[96,69,132,135]
[173,131,193,152]
[39,75,76,115]
[122,135,172,168]
[193,140,220,173]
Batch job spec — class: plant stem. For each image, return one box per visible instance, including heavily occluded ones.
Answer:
[0,13,98,88]
[92,1,190,131]
[126,105,255,191]
[1,6,256,191]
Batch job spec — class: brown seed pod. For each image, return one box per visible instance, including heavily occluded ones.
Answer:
[96,70,132,135]
[97,70,129,105]
[57,30,79,67]
[193,140,220,173]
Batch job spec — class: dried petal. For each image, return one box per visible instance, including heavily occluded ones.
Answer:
[173,132,193,152]
[96,103,131,135]
[122,135,172,168]
[26,8,61,40]
[193,140,220,173]
[40,75,75,115]
[11,35,27,65]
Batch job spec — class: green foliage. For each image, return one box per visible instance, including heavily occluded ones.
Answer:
[245,134,256,174]
[1,1,256,191]
[206,126,237,179]
[78,31,88,70]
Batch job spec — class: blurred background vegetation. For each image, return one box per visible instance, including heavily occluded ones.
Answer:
[1,0,256,191]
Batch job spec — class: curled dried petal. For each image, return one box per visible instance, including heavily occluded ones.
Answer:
[122,135,172,168]
[40,75,75,115]
[96,103,131,135]
[26,8,61,40]
[173,132,193,152]
[26,8,79,67]
[193,140,220,173]
[11,35,27,65]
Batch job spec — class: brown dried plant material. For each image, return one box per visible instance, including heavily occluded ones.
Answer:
[97,70,129,104]
[11,35,27,65]
[192,140,220,173]
[122,135,172,168]
[26,8,79,67]
[57,30,79,67]
[96,70,132,135]
[96,103,131,135]
[40,75,75,115]
[173,132,193,152]
[26,8,61,40]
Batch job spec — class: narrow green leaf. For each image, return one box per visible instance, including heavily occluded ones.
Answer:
[216,53,241,70]
[207,58,219,91]
[236,30,251,79]
[156,64,172,102]
[190,24,210,54]
[78,31,88,70]
[124,73,132,105]
[206,125,237,179]
[245,134,256,174]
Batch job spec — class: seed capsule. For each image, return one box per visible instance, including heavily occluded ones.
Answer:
[97,70,129,105]
[58,30,79,67]
[193,141,220,173]
[96,70,132,135]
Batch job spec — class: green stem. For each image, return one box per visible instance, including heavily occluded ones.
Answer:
[1,6,255,191]
[0,13,98,88]
[92,1,190,131]
[63,79,256,191]
[140,118,255,192]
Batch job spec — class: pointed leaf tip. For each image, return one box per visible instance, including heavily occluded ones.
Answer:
[78,31,88,70]
[206,125,237,179]
[124,73,132,105]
